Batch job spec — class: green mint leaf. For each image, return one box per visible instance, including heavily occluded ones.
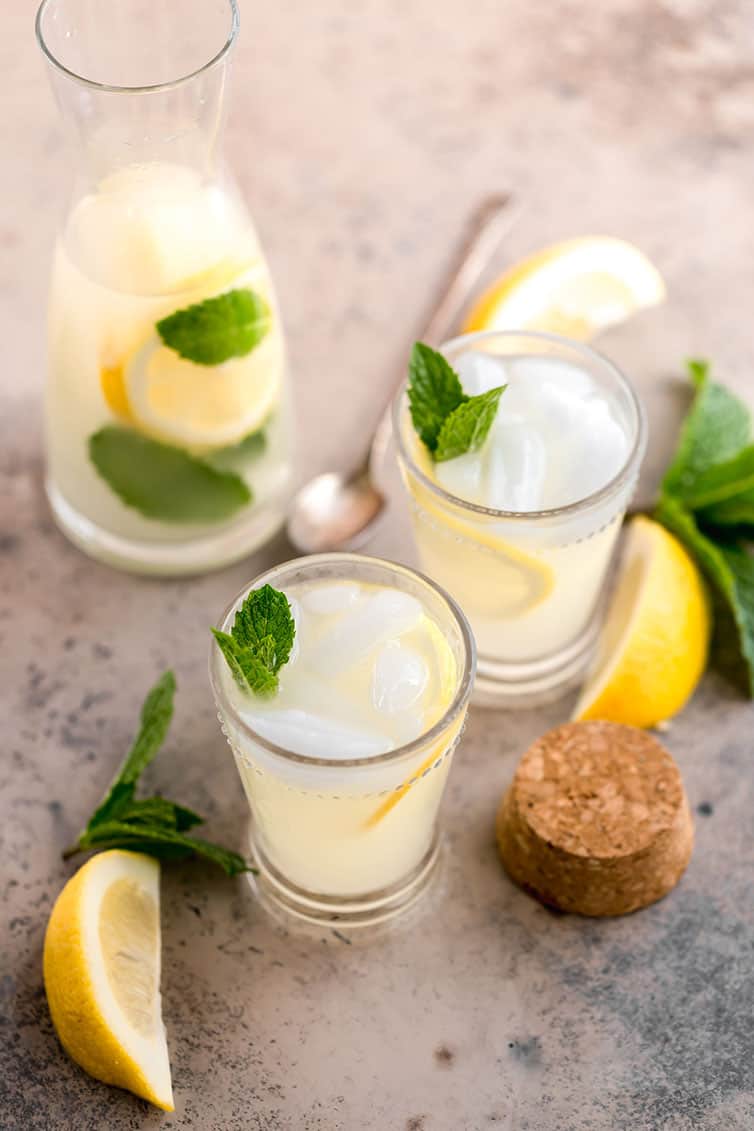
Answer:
[231,584,295,674]
[213,584,295,698]
[87,671,176,830]
[156,288,271,366]
[435,385,506,462]
[235,651,279,698]
[77,820,252,876]
[662,360,750,501]
[65,672,251,874]
[213,628,280,697]
[87,780,135,830]
[205,427,267,472]
[116,797,204,832]
[655,495,754,693]
[698,497,754,527]
[211,629,249,691]
[680,444,754,514]
[407,342,467,452]
[89,426,252,523]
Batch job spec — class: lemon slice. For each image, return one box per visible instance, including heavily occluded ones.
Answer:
[126,330,281,449]
[101,326,282,451]
[573,516,710,728]
[43,850,173,1111]
[464,237,666,341]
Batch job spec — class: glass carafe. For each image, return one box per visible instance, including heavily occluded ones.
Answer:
[36,0,293,574]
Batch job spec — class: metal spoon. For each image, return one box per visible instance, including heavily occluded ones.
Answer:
[286,194,517,555]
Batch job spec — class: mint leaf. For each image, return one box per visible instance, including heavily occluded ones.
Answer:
[235,652,279,697]
[684,445,754,508]
[77,820,251,876]
[408,342,467,452]
[88,671,175,829]
[213,584,296,698]
[655,495,754,693]
[89,426,252,523]
[699,496,754,527]
[156,288,271,366]
[117,797,204,832]
[205,427,267,472]
[231,584,294,673]
[662,360,750,500]
[435,385,505,462]
[211,629,248,689]
[64,671,252,874]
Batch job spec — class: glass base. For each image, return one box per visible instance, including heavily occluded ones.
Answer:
[471,611,600,708]
[245,820,444,931]
[46,478,287,577]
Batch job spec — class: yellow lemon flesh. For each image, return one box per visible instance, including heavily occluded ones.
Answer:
[100,330,281,451]
[464,236,666,341]
[573,516,710,728]
[43,850,173,1111]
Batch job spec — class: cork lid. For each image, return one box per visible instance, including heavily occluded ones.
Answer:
[512,720,686,859]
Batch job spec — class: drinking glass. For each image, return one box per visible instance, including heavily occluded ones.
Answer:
[394,331,647,705]
[210,554,476,928]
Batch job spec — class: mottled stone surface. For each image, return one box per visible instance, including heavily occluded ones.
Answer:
[2,1,754,1128]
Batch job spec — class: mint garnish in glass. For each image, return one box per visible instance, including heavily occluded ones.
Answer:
[212,584,296,698]
[407,341,506,461]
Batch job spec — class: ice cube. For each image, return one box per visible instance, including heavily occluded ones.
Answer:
[529,383,629,506]
[244,708,392,759]
[484,416,548,511]
[306,591,424,676]
[454,351,509,396]
[434,449,484,504]
[372,641,429,713]
[301,582,361,615]
[509,357,595,399]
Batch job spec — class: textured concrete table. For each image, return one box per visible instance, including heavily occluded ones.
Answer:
[2,2,753,1128]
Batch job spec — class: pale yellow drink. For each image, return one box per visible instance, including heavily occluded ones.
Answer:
[211,556,475,926]
[395,333,646,703]
[46,162,292,572]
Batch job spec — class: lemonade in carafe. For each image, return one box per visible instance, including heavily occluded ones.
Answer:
[38,0,292,573]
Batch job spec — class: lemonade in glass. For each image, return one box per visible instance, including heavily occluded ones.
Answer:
[394,332,647,704]
[210,554,475,927]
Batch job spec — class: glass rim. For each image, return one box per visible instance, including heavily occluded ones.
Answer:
[209,552,477,770]
[35,0,240,95]
[393,328,647,522]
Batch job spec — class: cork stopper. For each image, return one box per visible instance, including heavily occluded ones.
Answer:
[496,721,693,916]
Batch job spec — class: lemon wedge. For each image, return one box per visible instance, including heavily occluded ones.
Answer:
[464,236,666,341]
[573,516,710,728]
[44,850,173,1111]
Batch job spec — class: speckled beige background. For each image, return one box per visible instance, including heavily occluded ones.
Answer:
[1,1,753,1128]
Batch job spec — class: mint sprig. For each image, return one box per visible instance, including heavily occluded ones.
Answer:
[213,584,296,698]
[63,671,250,876]
[407,342,505,460]
[435,385,505,462]
[89,426,252,523]
[157,287,271,366]
[655,360,754,694]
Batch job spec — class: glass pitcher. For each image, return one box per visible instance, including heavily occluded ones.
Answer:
[35,0,293,574]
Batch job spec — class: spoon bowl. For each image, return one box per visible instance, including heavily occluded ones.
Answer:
[287,471,387,554]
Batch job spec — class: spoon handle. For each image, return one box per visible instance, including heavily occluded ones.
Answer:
[368,193,519,481]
